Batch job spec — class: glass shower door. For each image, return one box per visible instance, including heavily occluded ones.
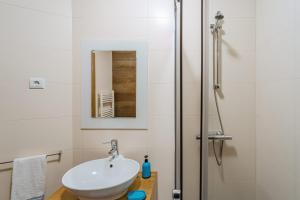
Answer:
[179,0,300,199]
[180,0,208,199]
[205,0,256,198]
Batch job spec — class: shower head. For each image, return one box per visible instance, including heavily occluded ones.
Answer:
[211,11,225,33]
[214,11,224,31]
[215,11,224,20]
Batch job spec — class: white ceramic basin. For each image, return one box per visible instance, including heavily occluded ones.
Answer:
[62,155,140,200]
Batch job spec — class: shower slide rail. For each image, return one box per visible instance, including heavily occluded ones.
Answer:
[211,11,224,90]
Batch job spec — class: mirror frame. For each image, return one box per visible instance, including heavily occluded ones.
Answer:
[81,40,148,129]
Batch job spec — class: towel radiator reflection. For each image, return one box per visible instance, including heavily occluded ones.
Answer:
[98,90,115,118]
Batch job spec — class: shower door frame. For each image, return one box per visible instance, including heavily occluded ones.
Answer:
[200,0,209,199]
[174,0,209,199]
[174,0,183,197]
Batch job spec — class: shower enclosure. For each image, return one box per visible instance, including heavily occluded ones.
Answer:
[175,0,300,199]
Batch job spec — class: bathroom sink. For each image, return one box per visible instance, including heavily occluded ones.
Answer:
[62,155,140,200]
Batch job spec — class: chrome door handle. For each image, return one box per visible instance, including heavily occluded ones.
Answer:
[208,135,232,140]
[196,134,233,141]
[196,135,201,140]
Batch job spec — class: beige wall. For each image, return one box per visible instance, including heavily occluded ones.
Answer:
[256,0,300,199]
[95,51,113,93]
[207,0,256,199]
[206,0,300,199]
[182,0,202,199]
[6,1,299,200]
[0,0,73,199]
[72,0,175,199]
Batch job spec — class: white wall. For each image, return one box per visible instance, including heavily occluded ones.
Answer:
[0,0,73,199]
[206,0,300,199]
[256,0,300,199]
[95,51,113,92]
[182,0,202,199]
[207,0,256,199]
[72,0,175,199]
[4,1,299,200]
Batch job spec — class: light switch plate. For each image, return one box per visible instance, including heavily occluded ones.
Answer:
[29,78,46,89]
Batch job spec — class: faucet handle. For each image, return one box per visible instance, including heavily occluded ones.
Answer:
[102,139,118,146]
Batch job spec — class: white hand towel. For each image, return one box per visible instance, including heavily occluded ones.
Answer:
[11,155,47,200]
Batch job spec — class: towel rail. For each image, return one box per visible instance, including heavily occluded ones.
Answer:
[0,150,62,165]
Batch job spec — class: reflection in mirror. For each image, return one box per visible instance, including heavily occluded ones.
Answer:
[91,51,136,118]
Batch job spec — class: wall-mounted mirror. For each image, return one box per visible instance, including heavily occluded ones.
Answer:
[91,51,136,118]
[81,41,148,129]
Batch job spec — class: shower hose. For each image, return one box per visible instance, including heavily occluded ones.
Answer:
[213,88,224,166]
[212,28,224,166]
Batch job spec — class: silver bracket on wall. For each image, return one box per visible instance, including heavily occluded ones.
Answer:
[173,189,181,200]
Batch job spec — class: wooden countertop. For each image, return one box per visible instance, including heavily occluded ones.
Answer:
[48,172,157,200]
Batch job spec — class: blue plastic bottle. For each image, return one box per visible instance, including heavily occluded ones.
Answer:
[142,155,151,179]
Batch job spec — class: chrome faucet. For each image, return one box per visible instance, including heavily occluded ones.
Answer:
[104,139,119,161]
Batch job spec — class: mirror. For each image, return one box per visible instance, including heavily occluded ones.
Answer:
[81,41,148,129]
[91,51,136,118]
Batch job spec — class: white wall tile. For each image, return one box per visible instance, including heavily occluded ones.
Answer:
[45,149,74,197]
[182,116,200,200]
[149,51,174,83]
[0,82,72,121]
[149,0,174,18]
[0,3,72,50]
[256,0,300,199]
[182,1,203,198]
[222,19,256,52]
[295,1,300,79]
[0,167,12,200]
[149,116,175,149]
[149,83,175,116]
[0,0,72,17]
[78,17,148,41]
[182,17,202,51]
[207,0,256,199]
[82,130,149,150]
[0,117,73,157]
[212,0,255,19]
[72,1,175,199]
[183,82,201,116]
[76,0,148,19]
[148,18,174,51]
[0,47,72,84]
[0,1,73,199]
[182,50,202,83]
[222,51,256,83]
[214,181,256,200]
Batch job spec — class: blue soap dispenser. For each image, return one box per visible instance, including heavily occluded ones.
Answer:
[142,155,151,179]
